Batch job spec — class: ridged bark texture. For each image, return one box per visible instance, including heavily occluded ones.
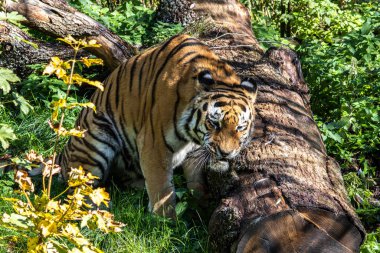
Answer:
[2,0,136,71]
[157,0,365,252]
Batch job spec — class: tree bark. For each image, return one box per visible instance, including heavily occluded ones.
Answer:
[204,47,365,252]
[158,0,263,54]
[156,0,365,252]
[2,0,136,71]
[0,21,90,78]
[1,0,365,252]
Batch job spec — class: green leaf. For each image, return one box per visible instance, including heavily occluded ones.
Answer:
[327,130,343,144]
[0,68,20,94]
[0,11,26,25]
[12,92,33,115]
[175,188,187,200]
[361,20,372,35]
[363,54,371,63]
[324,17,331,26]
[175,201,188,218]
[0,124,16,150]
[1,213,33,229]
[49,239,70,253]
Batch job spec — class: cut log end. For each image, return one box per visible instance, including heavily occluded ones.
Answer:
[236,209,363,253]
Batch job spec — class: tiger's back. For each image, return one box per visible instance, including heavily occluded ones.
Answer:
[59,34,257,217]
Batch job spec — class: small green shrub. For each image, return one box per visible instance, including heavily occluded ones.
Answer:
[299,6,380,173]
[361,228,380,253]
[249,2,380,250]
[69,0,183,46]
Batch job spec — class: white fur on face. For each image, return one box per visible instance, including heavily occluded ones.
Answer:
[171,142,198,169]
[238,108,251,127]
[208,103,223,121]
[208,102,251,128]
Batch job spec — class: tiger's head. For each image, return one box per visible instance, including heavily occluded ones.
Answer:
[181,67,258,160]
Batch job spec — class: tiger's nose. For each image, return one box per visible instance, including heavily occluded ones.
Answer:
[216,147,230,159]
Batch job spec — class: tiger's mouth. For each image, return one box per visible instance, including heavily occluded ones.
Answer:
[205,144,240,160]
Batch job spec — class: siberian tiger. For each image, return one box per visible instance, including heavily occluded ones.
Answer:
[59,34,257,217]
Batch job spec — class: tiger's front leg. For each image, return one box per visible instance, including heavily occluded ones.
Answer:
[138,138,176,218]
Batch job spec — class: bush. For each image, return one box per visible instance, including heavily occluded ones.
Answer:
[297,4,380,173]
[69,0,183,46]
[249,1,380,250]
[0,36,124,253]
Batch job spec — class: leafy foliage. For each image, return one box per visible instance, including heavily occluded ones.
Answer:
[0,124,17,150]
[1,164,124,253]
[343,172,379,222]
[69,0,183,46]
[0,36,124,252]
[19,64,82,109]
[0,68,32,150]
[289,0,363,42]
[0,11,26,25]
[0,68,20,95]
[248,0,380,250]
[296,4,380,177]
[361,228,380,253]
[69,0,154,45]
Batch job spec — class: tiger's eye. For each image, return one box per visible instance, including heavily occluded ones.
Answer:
[236,124,247,132]
[207,118,220,130]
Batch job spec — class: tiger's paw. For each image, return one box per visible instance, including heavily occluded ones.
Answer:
[149,190,177,219]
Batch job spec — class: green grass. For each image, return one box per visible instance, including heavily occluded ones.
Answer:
[89,187,209,253]
[0,177,209,253]
[0,101,209,253]
[0,103,78,157]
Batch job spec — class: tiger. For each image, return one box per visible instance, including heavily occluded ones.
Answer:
[58,34,258,217]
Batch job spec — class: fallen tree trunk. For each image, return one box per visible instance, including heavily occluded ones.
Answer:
[2,0,136,71]
[1,0,365,252]
[204,47,366,252]
[0,21,90,78]
[157,0,366,252]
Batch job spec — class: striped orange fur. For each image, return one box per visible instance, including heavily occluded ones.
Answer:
[59,34,257,217]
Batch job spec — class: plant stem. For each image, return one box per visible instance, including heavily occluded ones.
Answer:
[51,186,70,201]
[57,191,76,223]
[47,49,78,198]
[42,171,46,191]
[21,189,35,211]
[0,163,11,169]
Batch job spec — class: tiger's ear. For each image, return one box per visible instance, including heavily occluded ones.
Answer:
[240,77,258,102]
[198,70,215,91]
